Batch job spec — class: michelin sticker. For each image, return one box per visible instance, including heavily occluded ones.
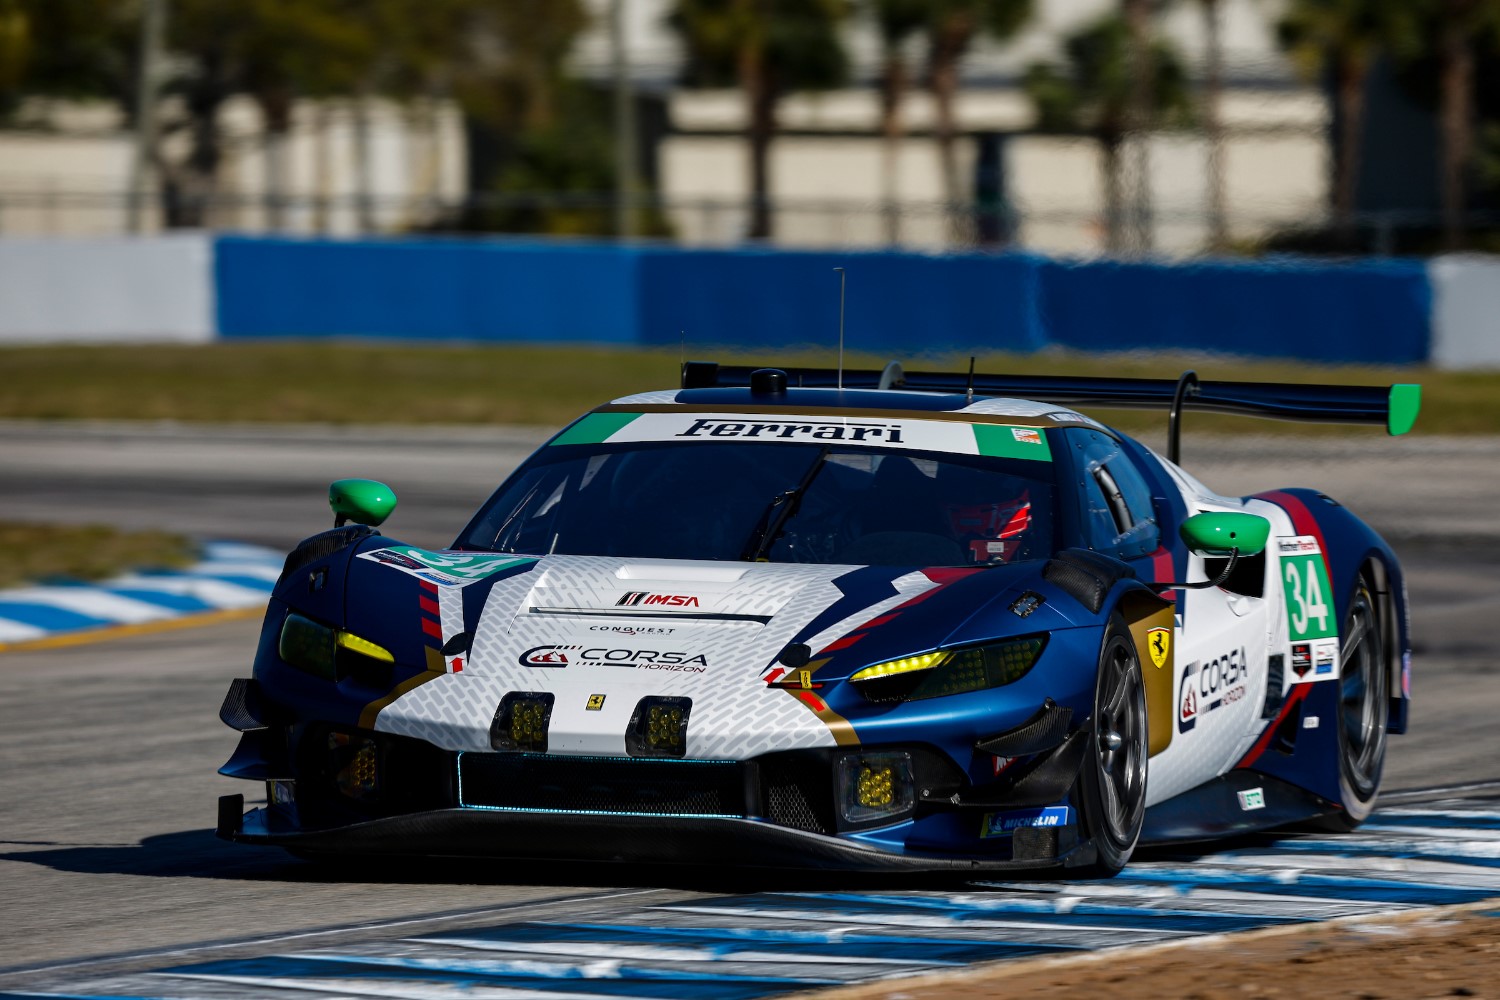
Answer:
[980,805,1071,838]
[359,546,536,587]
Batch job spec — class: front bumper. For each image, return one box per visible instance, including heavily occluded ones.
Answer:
[217,794,1091,872]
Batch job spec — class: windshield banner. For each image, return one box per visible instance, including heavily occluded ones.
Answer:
[552,412,1053,462]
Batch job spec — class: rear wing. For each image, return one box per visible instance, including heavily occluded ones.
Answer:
[680,362,1421,463]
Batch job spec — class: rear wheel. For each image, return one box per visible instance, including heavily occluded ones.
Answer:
[1315,574,1389,830]
[1074,617,1148,876]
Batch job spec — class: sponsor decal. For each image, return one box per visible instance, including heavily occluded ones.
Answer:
[1010,427,1043,445]
[589,624,676,636]
[1009,591,1044,618]
[980,805,1071,838]
[521,644,708,672]
[1178,646,1249,733]
[1279,535,1336,641]
[359,547,534,587]
[677,417,905,443]
[585,693,606,711]
[520,645,580,667]
[1291,642,1312,678]
[1237,787,1266,811]
[1147,626,1171,669]
[616,592,701,608]
[1303,715,1320,729]
[1315,646,1336,675]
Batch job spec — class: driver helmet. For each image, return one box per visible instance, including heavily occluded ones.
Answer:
[944,490,1031,564]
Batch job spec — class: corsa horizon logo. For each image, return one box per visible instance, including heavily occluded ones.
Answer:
[616,592,702,608]
[519,645,581,667]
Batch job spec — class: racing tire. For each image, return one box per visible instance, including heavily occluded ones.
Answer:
[1312,572,1389,831]
[1073,615,1149,877]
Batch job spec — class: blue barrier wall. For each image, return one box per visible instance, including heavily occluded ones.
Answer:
[1038,257,1432,364]
[214,236,1433,365]
[637,248,1046,353]
[216,236,641,342]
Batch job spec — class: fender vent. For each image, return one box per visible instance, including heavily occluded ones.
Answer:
[281,525,376,579]
[1043,549,1136,614]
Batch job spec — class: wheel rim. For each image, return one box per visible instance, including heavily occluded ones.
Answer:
[1094,637,1147,846]
[1339,587,1387,799]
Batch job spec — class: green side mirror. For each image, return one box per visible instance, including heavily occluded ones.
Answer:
[329,478,397,527]
[1179,511,1269,557]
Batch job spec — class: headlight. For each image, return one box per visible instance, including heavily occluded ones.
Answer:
[849,636,1047,703]
[279,613,394,681]
[837,751,914,824]
[625,696,692,758]
[490,692,556,752]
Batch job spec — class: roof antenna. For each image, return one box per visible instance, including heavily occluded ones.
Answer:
[966,356,976,403]
[834,267,846,390]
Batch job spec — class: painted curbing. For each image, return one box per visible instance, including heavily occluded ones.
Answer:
[0,540,280,649]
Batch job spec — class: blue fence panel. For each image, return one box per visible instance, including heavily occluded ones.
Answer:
[1038,257,1431,364]
[637,248,1047,356]
[216,237,641,343]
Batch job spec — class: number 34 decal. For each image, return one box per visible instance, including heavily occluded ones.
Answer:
[1279,538,1336,641]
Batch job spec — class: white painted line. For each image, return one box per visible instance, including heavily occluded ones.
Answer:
[109,572,271,608]
[411,937,942,966]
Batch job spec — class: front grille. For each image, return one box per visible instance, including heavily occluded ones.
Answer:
[459,752,747,817]
[759,754,837,834]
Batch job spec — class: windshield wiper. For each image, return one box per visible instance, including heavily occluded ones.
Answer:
[741,447,831,562]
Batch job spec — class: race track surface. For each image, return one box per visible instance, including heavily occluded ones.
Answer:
[0,422,1496,995]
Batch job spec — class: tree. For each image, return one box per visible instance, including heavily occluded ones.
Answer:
[1023,14,1192,254]
[1277,0,1423,239]
[870,0,928,243]
[1422,0,1500,248]
[922,0,1032,207]
[1197,0,1228,252]
[670,0,850,240]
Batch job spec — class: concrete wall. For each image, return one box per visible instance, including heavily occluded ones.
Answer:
[1431,255,1500,370]
[0,235,214,343]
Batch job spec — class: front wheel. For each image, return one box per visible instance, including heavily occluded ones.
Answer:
[1074,616,1149,876]
[1314,573,1389,831]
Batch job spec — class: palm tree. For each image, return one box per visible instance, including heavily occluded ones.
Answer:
[670,0,850,240]
[1277,0,1422,240]
[1023,14,1192,255]
[922,0,1032,209]
[871,0,927,243]
[1197,0,1227,252]
[1426,0,1500,248]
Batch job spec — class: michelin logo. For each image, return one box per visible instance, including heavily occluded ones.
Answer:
[980,806,1071,838]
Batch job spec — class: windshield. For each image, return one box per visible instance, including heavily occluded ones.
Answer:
[458,441,1059,567]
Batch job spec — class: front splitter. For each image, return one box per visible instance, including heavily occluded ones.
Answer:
[217,796,1091,873]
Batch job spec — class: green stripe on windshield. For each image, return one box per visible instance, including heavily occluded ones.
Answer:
[972,424,1053,461]
[550,412,641,446]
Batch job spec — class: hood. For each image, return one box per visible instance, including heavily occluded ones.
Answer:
[339,543,1076,760]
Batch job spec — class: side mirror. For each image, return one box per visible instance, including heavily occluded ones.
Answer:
[1179,511,1270,558]
[329,479,397,528]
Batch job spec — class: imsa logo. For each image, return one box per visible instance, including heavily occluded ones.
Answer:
[617,592,701,608]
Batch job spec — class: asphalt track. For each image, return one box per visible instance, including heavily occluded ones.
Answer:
[0,422,1497,997]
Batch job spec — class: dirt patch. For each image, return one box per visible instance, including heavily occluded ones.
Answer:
[800,902,1500,1000]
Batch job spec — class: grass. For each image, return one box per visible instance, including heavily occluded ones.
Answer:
[0,341,1494,435]
[0,521,197,590]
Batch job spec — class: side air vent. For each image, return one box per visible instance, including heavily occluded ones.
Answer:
[1043,548,1136,614]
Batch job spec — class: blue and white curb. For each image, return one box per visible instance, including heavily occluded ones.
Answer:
[3,794,1498,1000]
[0,541,279,645]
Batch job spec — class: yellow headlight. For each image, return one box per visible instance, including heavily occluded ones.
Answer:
[336,631,394,662]
[849,651,948,683]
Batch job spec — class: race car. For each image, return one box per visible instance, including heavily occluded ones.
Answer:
[216,362,1420,875]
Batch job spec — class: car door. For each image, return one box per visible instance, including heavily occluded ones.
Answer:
[1063,429,1273,806]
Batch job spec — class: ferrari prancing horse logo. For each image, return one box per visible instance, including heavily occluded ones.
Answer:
[1147,627,1171,669]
